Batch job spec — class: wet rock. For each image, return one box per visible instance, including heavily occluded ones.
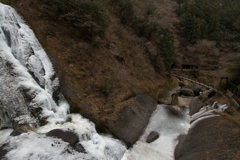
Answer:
[208,90,216,99]
[105,95,157,147]
[189,97,203,115]
[175,134,186,157]
[168,105,182,115]
[46,129,79,147]
[179,81,186,87]
[27,55,45,88]
[12,121,34,132]
[181,85,204,96]
[175,116,240,160]
[0,143,8,160]
[1,26,11,47]
[146,131,159,143]
[191,86,203,96]
[18,86,53,126]
[212,102,219,109]
[10,129,25,137]
[51,77,61,105]
[74,143,86,153]
[180,87,194,96]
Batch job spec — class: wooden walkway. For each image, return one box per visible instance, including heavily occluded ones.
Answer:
[169,74,217,91]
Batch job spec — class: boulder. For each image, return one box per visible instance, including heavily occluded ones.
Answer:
[191,86,203,96]
[168,105,182,115]
[12,121,34,133]
[181,85,204,96]
[46,129,79,146]
[180,88,194,96]
[46,129,86,153]
[105,95,157,147]
[10,129,25,137]
[179,81,186,87]
[146,131,159,143]
[208,90,216,99]
[75,143,86,153]
[189,97,203,115]
[175,117,240,160]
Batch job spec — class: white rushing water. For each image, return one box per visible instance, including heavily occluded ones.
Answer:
[0,2,228,160]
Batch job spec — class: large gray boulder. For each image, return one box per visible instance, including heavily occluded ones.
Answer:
[180,88,194,96]
[105,95,157,147]
[189,97,203,115]
[175,117,240,160]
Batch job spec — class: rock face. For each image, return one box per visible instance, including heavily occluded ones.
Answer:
[175,116,240,160]
[146,131,159,143]
[189,97,203,115]
[180,88,194,96]
[105,95,157,147]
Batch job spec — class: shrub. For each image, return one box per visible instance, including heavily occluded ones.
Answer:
[146,4,154,16]
[46,24,55,37]
[100,76,115,95]
[42,0,109,39]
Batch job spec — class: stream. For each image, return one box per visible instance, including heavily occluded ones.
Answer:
[0,3,227,160]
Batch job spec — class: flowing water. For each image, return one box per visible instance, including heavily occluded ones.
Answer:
[0,3,228,160]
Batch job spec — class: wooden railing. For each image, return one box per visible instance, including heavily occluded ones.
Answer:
[168,74,217,91]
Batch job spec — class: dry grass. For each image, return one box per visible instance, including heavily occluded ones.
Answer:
[131,0,179,30]
[7,0,178,123]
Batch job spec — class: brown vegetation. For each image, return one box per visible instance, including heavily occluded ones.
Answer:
[2,0,181,133]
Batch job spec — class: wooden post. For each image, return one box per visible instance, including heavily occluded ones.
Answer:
[218,77,223,89]
[225,77,228,90]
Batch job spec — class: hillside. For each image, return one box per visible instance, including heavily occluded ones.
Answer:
[0,0,181,137]
[2,0,239,127]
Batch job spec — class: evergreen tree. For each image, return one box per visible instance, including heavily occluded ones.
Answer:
[208,14,223,42]
[158,28,175,72]
[184,11,201,43]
